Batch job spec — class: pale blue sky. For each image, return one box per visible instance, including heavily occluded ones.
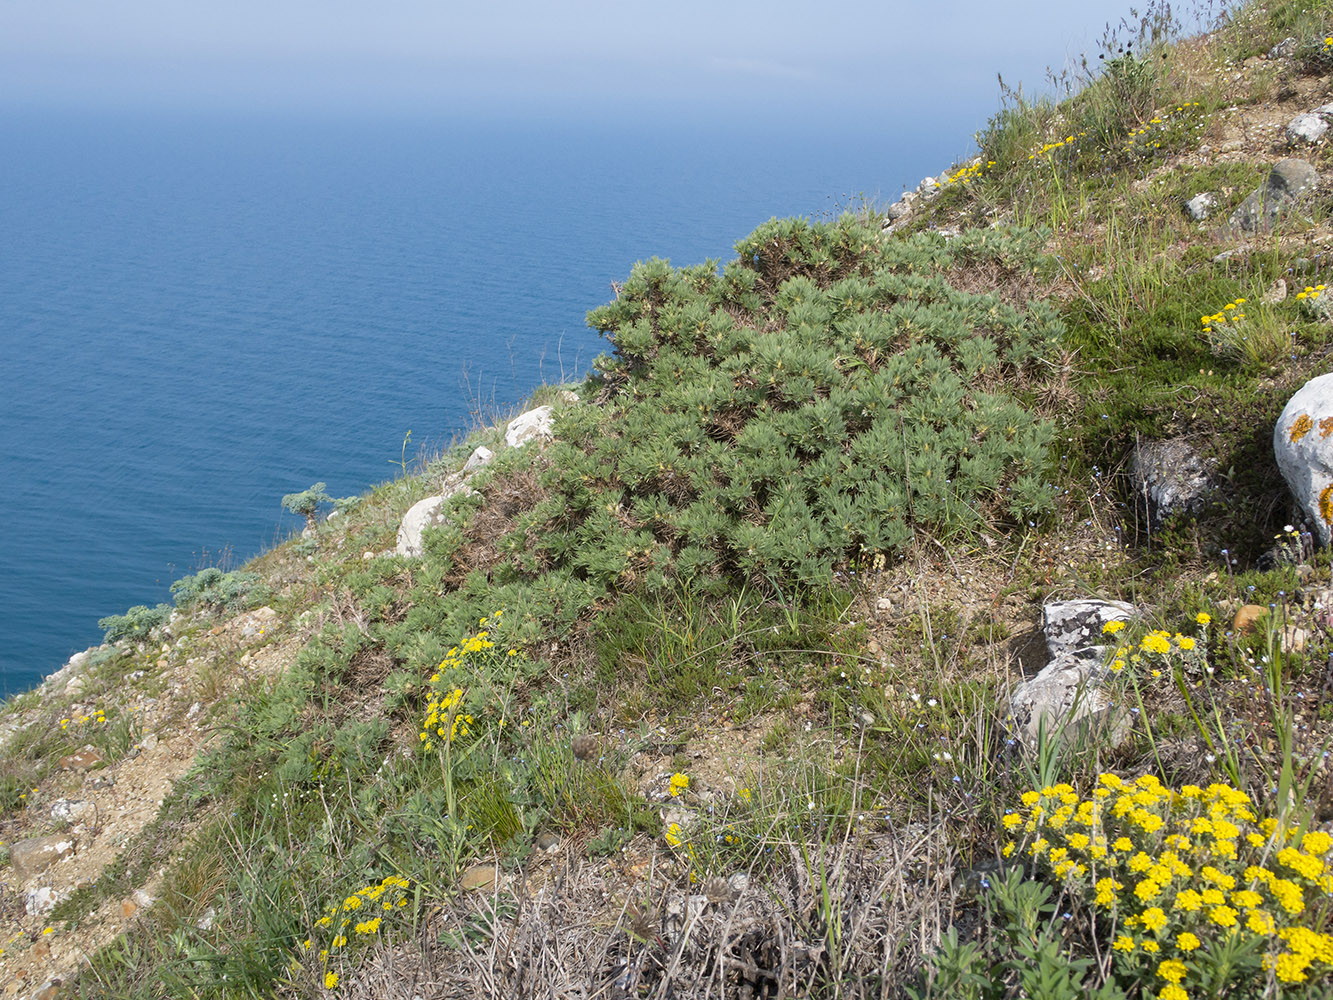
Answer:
[0,1,1187,119]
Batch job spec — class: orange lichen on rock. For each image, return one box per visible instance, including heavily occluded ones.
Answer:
[1321,484,1333,524]
[1319,416,1333,438]
[1290,413,1314,442]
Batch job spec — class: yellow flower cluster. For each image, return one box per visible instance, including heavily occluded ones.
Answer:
[418,612,504,750]
[1123,102,1204,156]
[669,772,690,797]
[1029,132,1087,160]
[1200,298,1245,334]
[1296,284,1327,301]
[938,159,996,187]
[1101,619,1199,677]
[58,708,106,730]
[1004,774,1333,992]
[307,875,412,988]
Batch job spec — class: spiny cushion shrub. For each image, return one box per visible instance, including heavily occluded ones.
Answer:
[170,567,270,614]
[98,603,171,643]
[505,217,1061,592]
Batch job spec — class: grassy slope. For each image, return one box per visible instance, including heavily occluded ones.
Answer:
[7,2,1333,997]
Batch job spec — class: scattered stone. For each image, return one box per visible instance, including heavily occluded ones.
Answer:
[571,734,598,760]
[1287,112,1330,146]
[462,446,494,474]
[1227,158,1320,234]
[504,405,555,448]
[534,832,560,852]
[1269,36,1298,59]
[1042,600,1136,660]
[395,477,476,558]
[120,898,138,919]
[62,676,85,698]
[1233,604,1269,633]
[460,864,500,891]
[49,799,96,829]
[1186,192,1217,221]
[197,906,217,931]
[11,835,77,882]
[1009,656,1129,749]
[362,551,374,560]
[1275,373,1333,544]
[58,747,102,772]
[22,887,64,917]
[31,981,62,1000]
[1283,625,1310,654]
[1263,278,1289,304]
[558,390,581,404]
[140,732,159,751]
[1130,437,1214,529]
[132,888,156,909]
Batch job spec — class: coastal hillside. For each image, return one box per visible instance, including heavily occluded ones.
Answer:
[9,2,1333,996]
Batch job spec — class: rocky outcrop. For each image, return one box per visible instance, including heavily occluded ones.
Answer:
[1186,192,1217,221]
[1008,600,1136,749]
[395,476,476,558]
[1275,372,1333,544]
[504,406,555,448]
[1228,158,1320,234]
[11,833,76,883]
[1131,437,1214,529]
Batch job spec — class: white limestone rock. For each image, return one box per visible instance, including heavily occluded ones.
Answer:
[504,405,555,448]
[1009,654,1129,749]
[395,478,475,558]
[1186,192,1217,221]
[1275,372,1333,544]
[1288,112,1330,146]
[1042,599,1136,660]
[462,445,494,474]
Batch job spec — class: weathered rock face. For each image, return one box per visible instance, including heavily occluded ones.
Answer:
[1008,600,1136,748]
[1228,159,1320,234]
[395,478,476,558]
[1041,599,1135,660]
[1131,438,1214,529]
[504,406,555,448]
[462,446,494,474]
[1186,192,1217,221]
[1275,372,1333,544]
[49,799,97,830]
[11,834,76,883]
[1287,112,1330,146]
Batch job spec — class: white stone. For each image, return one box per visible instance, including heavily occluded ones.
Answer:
[1042,600,1136,660]
[504,406,555,448]
[1186,192,1217,221]
[462,446,494,474]
[1287,113,1329,145]
[49,799,97,828]
[1008,654,1129,750]
[23,886,63,916]
[1275,373,1333,544]
[395,478,476,559]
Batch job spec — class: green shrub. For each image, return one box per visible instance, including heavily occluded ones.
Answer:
[506,217,1060,593]
[98,604,172,643]
[281,482,332,532]
[170,567,270,614]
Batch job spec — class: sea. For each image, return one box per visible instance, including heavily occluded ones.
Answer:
[0,107,971,695]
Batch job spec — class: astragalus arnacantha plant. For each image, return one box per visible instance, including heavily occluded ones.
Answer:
[1003,775,1333,995]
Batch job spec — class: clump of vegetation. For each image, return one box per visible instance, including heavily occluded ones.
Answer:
[97,603,171,643]
[516,220,1060,592]
[170,567,270,613]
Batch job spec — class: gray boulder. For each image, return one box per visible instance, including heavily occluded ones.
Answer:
[1008,599,1136,749]
[1041,599,1135,660]
[504,406,555,448]
[11,833,76,883]
[395,477,475,558]
[1228,159,1320,234]
[1131,438,1214,529]
[1269,37,1298,59]
[1287,113,1330,146]
[1275,372,1333,544]
[462,445,494,474]
[1186,192,1217,221]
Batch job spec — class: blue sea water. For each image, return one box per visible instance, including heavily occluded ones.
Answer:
[0,107,966,694]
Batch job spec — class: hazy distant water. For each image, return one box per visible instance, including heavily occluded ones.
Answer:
[0,107,963,694]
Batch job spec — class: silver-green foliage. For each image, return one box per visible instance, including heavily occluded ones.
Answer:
[507,217,1060,592]
[98,603,172,643]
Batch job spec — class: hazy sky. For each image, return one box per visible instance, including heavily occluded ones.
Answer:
[0,2,1183,120]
